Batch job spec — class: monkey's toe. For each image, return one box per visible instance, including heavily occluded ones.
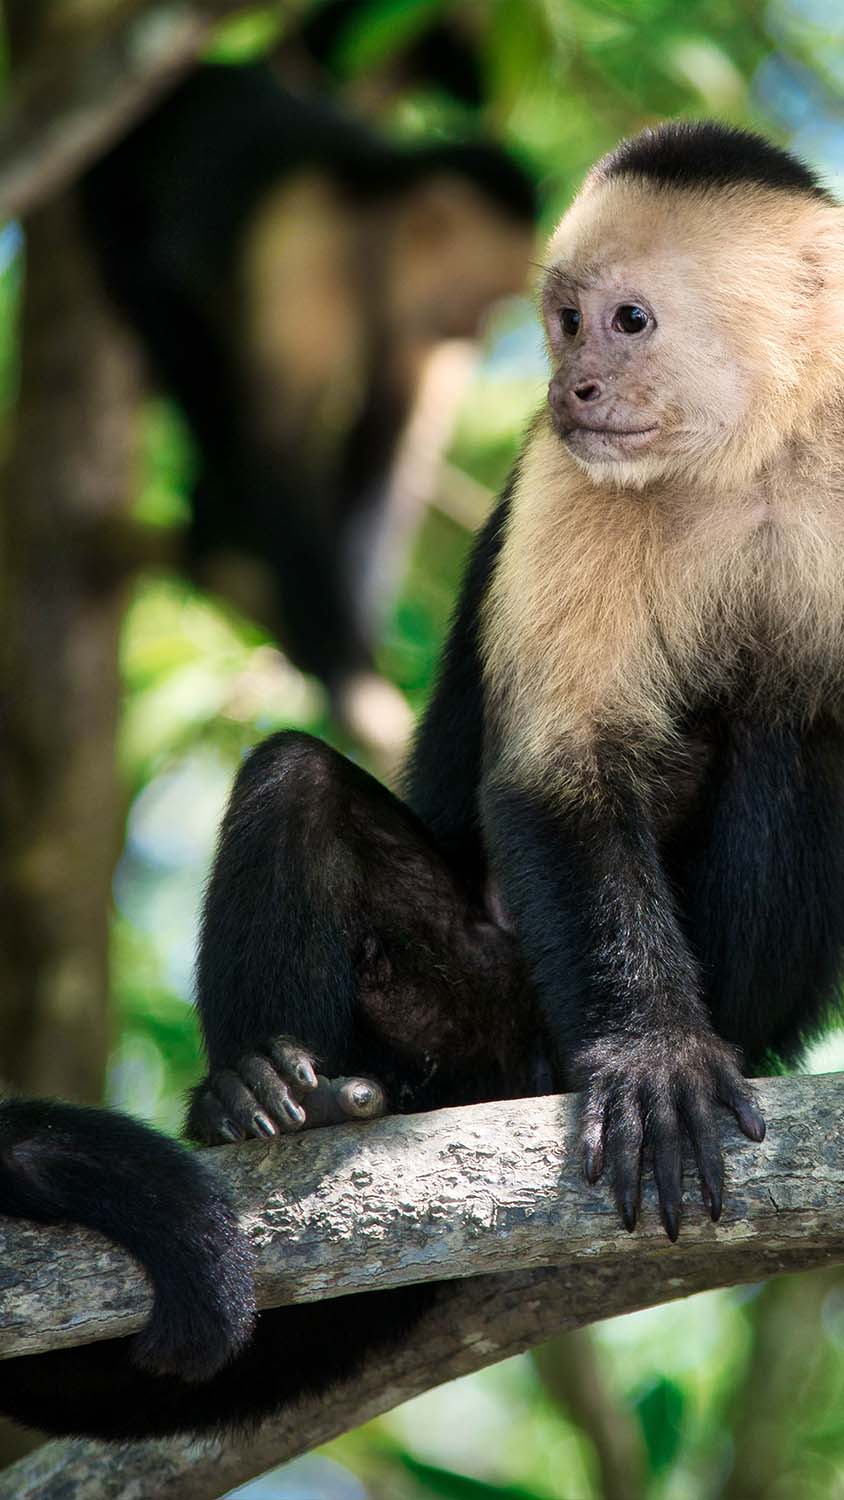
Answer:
[576,1032,765,1240]
[303,1075,388,1126]
[191,1064,294,1142]
[186,1042,388,1145]
[266,1036,319,1094]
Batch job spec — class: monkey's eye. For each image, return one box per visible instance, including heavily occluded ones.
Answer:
[560,308,581,338]
[613,304,649,334]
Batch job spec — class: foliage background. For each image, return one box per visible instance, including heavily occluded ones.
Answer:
[5,0,844,1496]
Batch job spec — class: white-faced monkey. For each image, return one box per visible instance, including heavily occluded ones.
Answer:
[79,61,536,714]
[2,120,843,1442]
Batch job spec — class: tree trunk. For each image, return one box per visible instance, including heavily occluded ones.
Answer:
[0,190,138,1105]
[0,188,140,1467]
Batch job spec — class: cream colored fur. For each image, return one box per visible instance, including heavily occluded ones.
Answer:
[484,172,844,796]
[239,173,367,462]
[239,171,534,464]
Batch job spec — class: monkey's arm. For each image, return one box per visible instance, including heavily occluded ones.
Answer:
[481,763,766,1240]
[404,485,512,880]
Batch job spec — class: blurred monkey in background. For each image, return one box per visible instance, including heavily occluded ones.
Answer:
[80,55,537,757]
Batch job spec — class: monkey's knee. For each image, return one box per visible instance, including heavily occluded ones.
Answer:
[234,729,352,803]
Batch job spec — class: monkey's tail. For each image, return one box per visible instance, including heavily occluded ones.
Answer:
[0,1097,255,1380]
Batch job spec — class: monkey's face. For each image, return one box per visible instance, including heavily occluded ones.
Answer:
[541,194,753,490]
[543,276,665,469]
[541,174,844,491]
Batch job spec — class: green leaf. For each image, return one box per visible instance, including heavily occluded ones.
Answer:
[204,5,285,63]
[333,0,443,78]
[399,1453,550,1500]
[632,1375,686,1476]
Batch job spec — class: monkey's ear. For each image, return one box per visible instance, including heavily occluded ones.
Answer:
[796,206,844,358]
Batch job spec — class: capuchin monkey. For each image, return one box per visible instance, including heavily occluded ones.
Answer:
[79,61,536,734]
[3,120,844,1441]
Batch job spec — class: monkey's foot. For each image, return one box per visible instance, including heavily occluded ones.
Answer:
[574,1032,766,1242]
[187,1035,388,1145]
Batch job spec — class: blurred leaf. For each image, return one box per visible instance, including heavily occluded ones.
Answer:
[0,231,22,409]
[332,0,443,78]
[134,400,193,527]
[399,1453,551,1500]
[204,5,286,62]
[632,1375,686,1476]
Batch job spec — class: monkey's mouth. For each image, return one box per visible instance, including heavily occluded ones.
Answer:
[562,422,659,455]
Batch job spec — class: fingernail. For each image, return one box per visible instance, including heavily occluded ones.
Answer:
[662,1207,680,1243]
[253,1112,277,1137]
[219,1119,240,1143]
[283,1098,306,1125]
[741,1107,766,1142]
[297,1060,318,1090]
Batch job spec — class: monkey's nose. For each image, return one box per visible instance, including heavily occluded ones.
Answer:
[572,380,602,403]
[548,375,607,425]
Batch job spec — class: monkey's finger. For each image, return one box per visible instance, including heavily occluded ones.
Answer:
[211,1069,279,1140]
[580,1092,607,1183]
[649,1104,683,1242]
[715,1069,766,1142]
[606,1095,644,1232]
[266,1037,320,1094]
[680,1089,724,1222]
[186,1085,244,1146]
[302,1076,387,1127]
[238,1055,307,1131]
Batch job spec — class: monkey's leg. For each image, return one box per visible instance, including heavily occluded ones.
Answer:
[3,733,516,1441]
[188,731,533,1146]
[677,717,844,1067]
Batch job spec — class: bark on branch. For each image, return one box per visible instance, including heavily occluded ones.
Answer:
[3,1074,843,1357]
[0,0,271,224]
[0,1074,842,1499]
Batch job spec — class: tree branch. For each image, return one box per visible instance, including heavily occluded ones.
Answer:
[0,0,272,224]
[0,1075,842,1498]
[3,1074,844,1359]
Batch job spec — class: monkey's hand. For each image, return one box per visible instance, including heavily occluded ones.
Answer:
[186,1036,387,1145]
[573,1032,766,1242]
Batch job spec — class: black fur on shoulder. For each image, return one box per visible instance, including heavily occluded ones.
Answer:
[595,120,831,201]
[0,1098,255,1380]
